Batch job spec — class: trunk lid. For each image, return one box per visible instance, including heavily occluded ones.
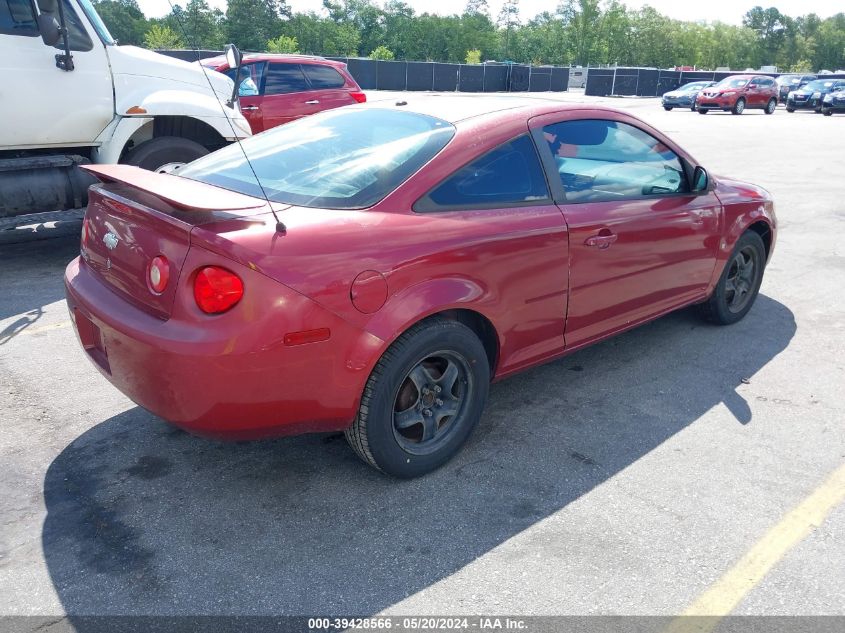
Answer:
[81,165,270,319]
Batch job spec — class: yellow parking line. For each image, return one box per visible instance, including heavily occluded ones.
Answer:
[665,461,845,633]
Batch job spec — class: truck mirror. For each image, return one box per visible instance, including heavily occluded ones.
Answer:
[37,14,61,46]
[224,44,242,71]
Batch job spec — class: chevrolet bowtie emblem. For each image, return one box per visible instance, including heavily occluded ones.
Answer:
[103,232,119,250]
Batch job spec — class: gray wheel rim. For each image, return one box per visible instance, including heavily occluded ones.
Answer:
[736,99,745,113]
[724,246,758,313]
[392,351,473,455]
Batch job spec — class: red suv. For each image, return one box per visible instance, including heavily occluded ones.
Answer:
[696,75,778,115]
[201,54,366,133]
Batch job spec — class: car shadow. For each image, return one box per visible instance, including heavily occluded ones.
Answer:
[42,295,795,618]
[0,231,79,324]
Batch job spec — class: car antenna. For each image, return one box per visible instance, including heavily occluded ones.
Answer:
[163,1,286,233]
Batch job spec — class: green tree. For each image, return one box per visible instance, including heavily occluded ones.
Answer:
[144,24,184,49]
[369,45,395,60]
[164,0,225,49]
[226,0,290,51]
[93,0,148,45]
[266,35,299,53]
[465,49,481,64]
[497,0,519,60]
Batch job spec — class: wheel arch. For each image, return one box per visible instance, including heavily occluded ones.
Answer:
[120,116,228,162]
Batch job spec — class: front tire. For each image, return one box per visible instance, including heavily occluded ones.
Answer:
[822,108,833,116]
[663,105,673,111]
[764,98,776,114]
[698,108,708,114]
[699,231,766,325]
[786,106,795,113]
[123,136,209,172]
[345,318,490,478]
[732,98,746,115]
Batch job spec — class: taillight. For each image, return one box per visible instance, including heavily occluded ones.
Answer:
[81,218,89,249]
[350,91,367,103]
[194,266,244,314]
[148,255,170,294]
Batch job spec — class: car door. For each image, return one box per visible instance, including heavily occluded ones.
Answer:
[300,63,356,113]
[260,61,317,129]
[0,0,113,147]
[530,113,721,350]
[224,61,266,133]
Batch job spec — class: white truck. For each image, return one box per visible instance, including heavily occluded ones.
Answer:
[0,0,250,226]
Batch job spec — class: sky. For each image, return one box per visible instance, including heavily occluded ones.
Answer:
[136,0,844,24]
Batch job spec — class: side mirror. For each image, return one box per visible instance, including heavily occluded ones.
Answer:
[37,14,61,46]
[692,166,709,193]
[224,43,242,71]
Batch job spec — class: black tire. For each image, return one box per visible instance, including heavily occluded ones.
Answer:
[822,108,833,116]
[345,318,490,478]
[698,108,708,114]
[123,136,209,172]
[731,97,746,115]
[786,107,795,113]
[690,101,698,112]
[663,105,673,111]
[764,98,776,114]
[814,107,822,113]
[699,231,766,326]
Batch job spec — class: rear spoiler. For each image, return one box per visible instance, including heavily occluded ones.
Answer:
[81,164,266,212]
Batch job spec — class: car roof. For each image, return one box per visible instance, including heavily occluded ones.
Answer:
[200,53,342,68]
[354,95,602,124]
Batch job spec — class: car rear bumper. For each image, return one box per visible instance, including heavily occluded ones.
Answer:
[65,253,379,439]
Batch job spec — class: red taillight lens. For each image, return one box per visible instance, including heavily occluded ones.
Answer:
[148,255,170,294]
[350,91,367,103]
[194,266,244,314]
[81,218,89,249]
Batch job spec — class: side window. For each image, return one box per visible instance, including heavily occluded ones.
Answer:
[53,0,93,51]
[302,64,346,89]
[543,119,689,203]
[1,0,38,36]
[416,135,549,212]
[264,63,309,95]
[224,62,265,97]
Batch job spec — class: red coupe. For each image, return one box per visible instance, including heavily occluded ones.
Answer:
[65,97,777,478]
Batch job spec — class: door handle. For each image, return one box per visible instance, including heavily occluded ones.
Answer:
[304,100,320,105]
[241,105,259,111]
[584,232,618,249]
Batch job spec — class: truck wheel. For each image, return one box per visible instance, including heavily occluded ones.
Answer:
[732,98,745,115]
[123,136,209,172]
[345,318,490,478]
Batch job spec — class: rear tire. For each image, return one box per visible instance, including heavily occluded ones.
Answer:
[764,98,776,114]
[786,107,795,113]
[345,318,490,478]
[698,231,766,326]
[822,108,833,116]
[732,98,746,115]
[123,136,209,172]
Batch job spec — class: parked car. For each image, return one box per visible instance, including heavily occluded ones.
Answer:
[697,75,778,114]
[821,88,845,115]
[786,79,845,113]
[661,81,716,111]
[200,53,366,133]
[66,98,776,478]
[775,73,816,103]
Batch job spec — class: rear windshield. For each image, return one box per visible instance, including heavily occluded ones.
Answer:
[178,109,454,209]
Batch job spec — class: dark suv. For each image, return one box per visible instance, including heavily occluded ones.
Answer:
[786,79,845,113]
[776,74,816,103]
[201,54,366,134]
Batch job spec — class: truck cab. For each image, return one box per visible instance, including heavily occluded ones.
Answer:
[0,0,251,220]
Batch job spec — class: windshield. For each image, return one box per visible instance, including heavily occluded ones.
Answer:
[717,78,749,88]
[179,108,455,210]
[679,82,708,91]
[76,0,115,44]
[804,80,834,91]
